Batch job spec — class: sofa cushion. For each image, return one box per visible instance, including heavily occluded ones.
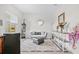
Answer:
[31,32,41,35]
[35,32,41,35]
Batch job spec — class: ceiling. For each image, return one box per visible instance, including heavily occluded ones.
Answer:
[13,4,58,15]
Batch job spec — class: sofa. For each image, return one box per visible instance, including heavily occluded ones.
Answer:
[31,32,47,45]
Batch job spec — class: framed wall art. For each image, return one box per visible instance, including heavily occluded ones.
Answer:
[0,19,3,26]
[8,24,16,32]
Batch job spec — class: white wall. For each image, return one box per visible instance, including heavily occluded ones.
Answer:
[23,13,56,38]
[0,4,57,38]
[0,5,23,34]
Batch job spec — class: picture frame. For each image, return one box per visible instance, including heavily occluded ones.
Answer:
[0,19,3,26]
[8,24,16,32]
[58,12,65,24]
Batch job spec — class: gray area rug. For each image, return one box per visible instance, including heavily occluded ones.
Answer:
[20,39,71,54]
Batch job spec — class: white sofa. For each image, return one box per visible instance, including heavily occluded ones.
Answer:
[30,32,47,45]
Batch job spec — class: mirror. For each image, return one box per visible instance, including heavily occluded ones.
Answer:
[38,19,44,26]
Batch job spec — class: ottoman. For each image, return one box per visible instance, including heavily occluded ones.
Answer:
[33,38,44,45]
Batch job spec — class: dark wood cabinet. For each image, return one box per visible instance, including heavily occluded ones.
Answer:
[4,33,20,54]
[0,36,4,54]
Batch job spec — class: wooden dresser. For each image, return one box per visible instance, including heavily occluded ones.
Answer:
[4,33,20,54]
[0,36,4,54]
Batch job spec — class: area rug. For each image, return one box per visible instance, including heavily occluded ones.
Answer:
[21,39,61,53]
